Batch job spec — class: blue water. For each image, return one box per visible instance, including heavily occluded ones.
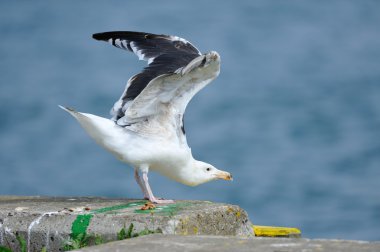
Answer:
[1,0,379,241]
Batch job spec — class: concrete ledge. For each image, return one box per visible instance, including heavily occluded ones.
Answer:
[0,196,252,251]
[73,234,380,252]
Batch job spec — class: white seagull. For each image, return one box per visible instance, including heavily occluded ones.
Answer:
[60,31,232,204]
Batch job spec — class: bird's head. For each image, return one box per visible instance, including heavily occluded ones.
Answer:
[182,160,232,186]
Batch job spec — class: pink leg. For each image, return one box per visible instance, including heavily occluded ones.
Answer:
[141,171,174,204]
[134,168,149,199]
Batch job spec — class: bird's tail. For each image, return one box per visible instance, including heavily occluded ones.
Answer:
[59,105,125,155]
[58,105,77,114]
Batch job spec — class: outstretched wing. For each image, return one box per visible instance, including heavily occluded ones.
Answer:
[126,52,220,120]
[125,51,220,144]
[92,31,201,122]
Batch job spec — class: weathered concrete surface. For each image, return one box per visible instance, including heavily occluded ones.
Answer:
[0,196,252,252]
[74,234,380,252]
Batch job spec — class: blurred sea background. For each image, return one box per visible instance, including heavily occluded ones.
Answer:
[1,0,379,241]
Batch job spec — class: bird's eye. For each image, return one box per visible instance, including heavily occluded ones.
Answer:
[206,167,211,171]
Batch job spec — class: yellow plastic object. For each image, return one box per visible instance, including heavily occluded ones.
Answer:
[253,225,301,238]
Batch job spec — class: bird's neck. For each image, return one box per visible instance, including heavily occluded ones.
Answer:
[172,158,204,187]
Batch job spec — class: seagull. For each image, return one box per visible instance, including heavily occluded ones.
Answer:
[60,31,232,204]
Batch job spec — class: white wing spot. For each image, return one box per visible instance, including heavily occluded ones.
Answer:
[130,41,145,61]
[147,57,154,65]
[122,40,129,48]
[115,39,122,47]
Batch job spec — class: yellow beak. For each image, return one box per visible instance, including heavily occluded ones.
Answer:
[215,171,233,181]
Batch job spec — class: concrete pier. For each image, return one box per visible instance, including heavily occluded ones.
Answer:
[1,196,379,252]
[0,196,252,251]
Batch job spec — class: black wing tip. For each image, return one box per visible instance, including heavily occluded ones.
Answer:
[92,33,103,40]
[93,31,146,41]
[92,31,171,42]
[92,32,115,41]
